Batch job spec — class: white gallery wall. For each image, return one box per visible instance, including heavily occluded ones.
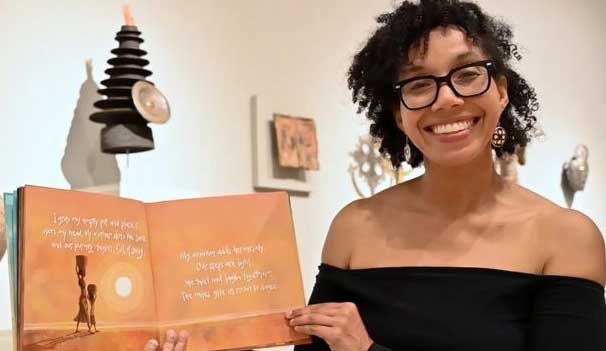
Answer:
[0,1,604,347]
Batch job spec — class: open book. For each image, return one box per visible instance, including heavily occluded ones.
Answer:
[4,185,310,351]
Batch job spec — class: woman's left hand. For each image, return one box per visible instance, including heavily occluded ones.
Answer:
[286,302,373,351]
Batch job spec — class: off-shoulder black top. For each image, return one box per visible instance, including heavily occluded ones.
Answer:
[294,264,605,351]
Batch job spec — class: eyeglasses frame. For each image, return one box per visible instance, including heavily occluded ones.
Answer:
[393,60,497,110]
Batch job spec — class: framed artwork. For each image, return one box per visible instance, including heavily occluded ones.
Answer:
[250,95,313,194]
[274,114,319,170]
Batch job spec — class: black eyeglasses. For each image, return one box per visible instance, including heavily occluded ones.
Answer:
[393,60,496,110]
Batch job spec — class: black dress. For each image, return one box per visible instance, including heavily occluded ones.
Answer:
[294,263,606,351]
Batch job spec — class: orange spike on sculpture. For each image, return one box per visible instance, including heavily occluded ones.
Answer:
[122,4,134,25]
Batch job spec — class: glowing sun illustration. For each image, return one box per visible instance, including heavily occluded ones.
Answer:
[100,262,143,313]
[115,276,133,297]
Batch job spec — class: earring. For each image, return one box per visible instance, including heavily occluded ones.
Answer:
[491,124,507,148]
[404,136,412,163]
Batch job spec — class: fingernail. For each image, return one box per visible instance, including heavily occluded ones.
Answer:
[166,329,178,341]
[144,339,159,351]
[178,329,189,343]
[285,310,292,318]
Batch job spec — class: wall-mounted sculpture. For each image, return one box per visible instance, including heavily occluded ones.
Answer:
[495,146,526,183]
[561,144,589,208]
[250,96,312,194]
[348,134,412,198]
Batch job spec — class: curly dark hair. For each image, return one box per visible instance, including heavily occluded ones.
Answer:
[347,0,540,168]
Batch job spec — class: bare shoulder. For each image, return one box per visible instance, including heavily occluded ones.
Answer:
[321,197,379,269]
[321,180,416,268]
[539,206,606,286]
[505,185,605,285]
[507,184,560,212]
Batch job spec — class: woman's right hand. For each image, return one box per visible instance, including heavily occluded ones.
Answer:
[144,329,189,351]
[286,302,374,351]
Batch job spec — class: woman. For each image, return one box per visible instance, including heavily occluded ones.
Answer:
[144,0,605,350]
[74,258,91,333]
[285,0,606,350]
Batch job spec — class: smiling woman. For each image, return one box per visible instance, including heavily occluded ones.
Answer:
[393,28,511,168]
[288,0,606,350]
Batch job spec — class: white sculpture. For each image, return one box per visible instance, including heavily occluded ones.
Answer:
[563,145,589,192]
[495,147,526,183]
[561,144,589,208]
[348,135,412,198]
[498,154,518,182]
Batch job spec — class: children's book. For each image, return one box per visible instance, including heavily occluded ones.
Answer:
[4,185,310,351]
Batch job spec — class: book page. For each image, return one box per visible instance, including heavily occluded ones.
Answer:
[146,192,310,351]
[20,186,158,351]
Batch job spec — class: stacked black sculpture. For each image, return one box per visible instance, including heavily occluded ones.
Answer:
[90,9,157,154]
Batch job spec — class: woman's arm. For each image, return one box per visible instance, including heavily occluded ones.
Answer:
[291,200,395,351]
[320,199,368,268]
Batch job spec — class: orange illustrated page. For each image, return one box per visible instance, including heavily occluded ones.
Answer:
[145,192,310,350]
[20,186,158,351]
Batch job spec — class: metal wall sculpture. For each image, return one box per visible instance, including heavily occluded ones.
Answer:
[348,135,412,198]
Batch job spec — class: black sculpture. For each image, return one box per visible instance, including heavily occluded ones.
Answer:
[90,18,156,154]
